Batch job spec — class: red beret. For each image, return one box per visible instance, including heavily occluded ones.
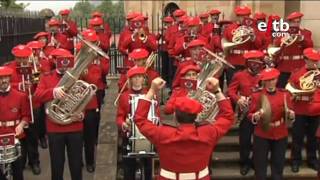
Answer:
[178,15,188,23]
[59,9,71,15]
[173,9,186,17]
[186,17,200,26]
[269,14,281,21]
[163,16,174,23]
[188,39,206,48]
[234,6,251,16]
[12,44,32,57]
[254,12,267,20]
[303,48,320,61]
[126,12,140,20]
[50,48,72,57]
[180,64,200,76]
[33,32,49,40]
[209,9,221,15]
[244,50,265,60]
[89,17,103,26]
[287,12,304,20]
[199,13,209,19]
[129,48,149,60]
[131,15,145,22]
[127,66,146,78]
[26,41,45,49]
[91,11,103,18]
[0,66,13,76]
[48,18,60,26]
[82,29,98,42]
[174,97,203,114]
[260,68,280,81]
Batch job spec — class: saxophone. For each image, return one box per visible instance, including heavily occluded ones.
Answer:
[46,35,109,125]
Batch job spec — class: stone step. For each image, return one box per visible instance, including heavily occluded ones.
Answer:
[211,164,318,180]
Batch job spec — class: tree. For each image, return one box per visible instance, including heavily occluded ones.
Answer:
[70,0,94,28]
[0,0,28,10]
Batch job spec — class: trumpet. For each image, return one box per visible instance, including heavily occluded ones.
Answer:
[137,28,147,41]
[48,32,60,48]
[28,54,41,84]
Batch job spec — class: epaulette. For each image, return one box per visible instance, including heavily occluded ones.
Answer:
[160,120,178,128]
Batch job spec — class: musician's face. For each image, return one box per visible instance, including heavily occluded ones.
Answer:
[93,25,103,31]
[0,76,10,91]
[61,15,68,21]
[201,18,208,24]
[188,26,199,35]
[263,78,277,92]
[289,18,301,27]
[184,70,198,80]
[49,26,59,33]
[130,74,144,90]
[211,15,219,23]
[16,57,29,66]
[247,60,264,74]
[38,37,48,45]
[305,59,318,70]
[134,59,146,67]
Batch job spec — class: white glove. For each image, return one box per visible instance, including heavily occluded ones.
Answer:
[53,86,66,99]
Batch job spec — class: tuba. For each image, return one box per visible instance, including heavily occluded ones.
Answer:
[189,48,234,123]
[46,35,109,125]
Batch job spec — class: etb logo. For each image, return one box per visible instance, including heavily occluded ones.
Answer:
[257,19,289,38]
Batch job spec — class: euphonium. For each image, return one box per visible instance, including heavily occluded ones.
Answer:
[46,35,109,125]
[189,48,234,123]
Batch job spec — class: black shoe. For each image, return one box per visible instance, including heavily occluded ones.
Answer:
[31,164,41,175]
[86,165,95,173]
[307,162,320,171]
[291,163,300,173]
[39,138,48,149]
[240,165,250,176]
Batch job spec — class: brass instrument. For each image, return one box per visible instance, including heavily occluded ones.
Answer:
[286,69,320,96]
[234,96,250,124]
[280,33,299,47]
[189,48,234,123]
[29,54,41,84]
[222,25,254,51]
[113,52,157,106]
[138,28,147,41]
[49,32,60,48]
[46,35,108,125]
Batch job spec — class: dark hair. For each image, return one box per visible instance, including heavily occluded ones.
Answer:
[175,109,197,124]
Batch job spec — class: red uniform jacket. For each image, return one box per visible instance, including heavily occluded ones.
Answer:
[117,68,159,91]
[223,23,262,66]
[164,87,188,114]
[172,34,208,59]
[134,98,234,178]
[5,61,41,108]
[116,88,160,131]
[207,34,223,55]
[61,20,78,38]
[227,70,260,104]
[0,88,30,137]
[47,32,73,51]
[248,89,290,140]
[200,23,214,38]
[287,67,320,116]
[34,71,83,133]
[97,31,110,52]
[274,28,313,73]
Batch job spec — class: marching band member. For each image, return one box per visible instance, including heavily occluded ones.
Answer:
[46,18,73,52]
[0,66,30,180]
[79,30,109,173]
[248,68,294,180]
[33,32,53,59]
[227,50,265,175]
[134,77,234,180]
[34,49,83,180]
[274,11,313,88]
[26,41,52,74]
[199,12,210,37]
[91,11,112,40]
[287,48,320,172]
[88,17,111,53]
[116,66,160,180]
[118,48,159,91]
[203,9,221,38]
[5,45,42,175]
[165,64,200,114]
[58,9,78,52]
[222,6,262,85]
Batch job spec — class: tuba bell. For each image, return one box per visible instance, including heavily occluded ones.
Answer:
[46,35,109,125]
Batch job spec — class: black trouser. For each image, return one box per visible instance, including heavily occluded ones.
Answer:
[292,115,319,165]
[122,138,152,180]
[48,132,83,180]
[0,157,24,180]
[36,105,47,141]
[21,108,40,167]
[225,65,245,86]
[83,109,100,166]
[239,117,254,167]
[160,51,171,87]
[253,136,287,180]
[277,72,291,88]
[96,89,105,108]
